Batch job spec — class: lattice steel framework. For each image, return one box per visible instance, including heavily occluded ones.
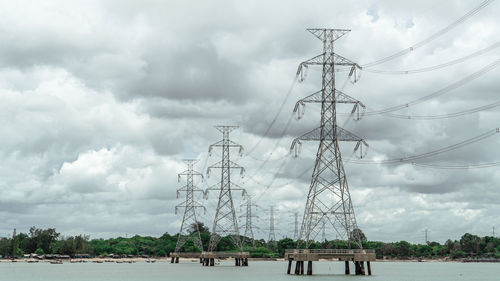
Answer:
[293,212,299,240]
[268,206,277,249]
[206,126,246,251]
[175,159,205,252]
[240,194,258,247]
[291,28,368,248]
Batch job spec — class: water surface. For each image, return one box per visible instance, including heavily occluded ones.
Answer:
[1,260,498,281]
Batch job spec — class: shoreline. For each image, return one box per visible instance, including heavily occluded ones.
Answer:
[1,257,498,263]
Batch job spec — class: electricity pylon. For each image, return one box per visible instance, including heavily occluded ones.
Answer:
[293,212,299,240]
[291,28,368,248]
[268,206,277,250]
[321,219,326,242]
[205,126,246,251]
[175,160,205,253]
[240,194,258,247]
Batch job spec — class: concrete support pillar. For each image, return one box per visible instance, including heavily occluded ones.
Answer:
[170,257,174,263]
[345,261,350,275]
[287,260,292,274]
[209,258,214,266]
[244,258,248,266]
[294,261,300,275]
[300,261,304,275]
[360,261,366,275]
[367,261,372,275]
[307,261,313,275]
[175,257,179,263]
[199,257,203,263]
[354,261,361,275]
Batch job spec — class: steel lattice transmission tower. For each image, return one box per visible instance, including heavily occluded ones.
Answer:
[175,159,205,253]
[240,194,258,247]
[268,206,277,249]
[291,28,368,248]
[206,126,246,251]
[293,212,299,240]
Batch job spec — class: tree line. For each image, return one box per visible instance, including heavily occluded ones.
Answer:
[1,224,499,259]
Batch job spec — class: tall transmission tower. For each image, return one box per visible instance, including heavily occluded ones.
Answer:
[293,212,299,240]
[240,194,258,247]
[175,160,205,253]
[206,126,246,251]
[268,206,277,249]
[291,28,368,248]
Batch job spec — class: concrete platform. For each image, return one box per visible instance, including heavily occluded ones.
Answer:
[285,249,376,276]
[285,249,376,261]
[200,251,250,267]
[170,252,201,258]
[200,251,249,259]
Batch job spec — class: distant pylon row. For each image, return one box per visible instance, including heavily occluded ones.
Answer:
[174,126,247,254]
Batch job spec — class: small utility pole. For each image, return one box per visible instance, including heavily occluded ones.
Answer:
[424,229,428,244]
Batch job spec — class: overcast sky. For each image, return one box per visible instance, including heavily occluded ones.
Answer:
[0,0,499,244]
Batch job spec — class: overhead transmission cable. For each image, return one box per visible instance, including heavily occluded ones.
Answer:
[242,113,294,184]
[245,78,297,155]
[347,128,499,165]
[362,41,500,75]
[361,58,500,116]
[412,161,500,169]
[372,100,500,120]
[361,0,496,68]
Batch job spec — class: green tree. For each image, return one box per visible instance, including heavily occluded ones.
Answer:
[460,233,480,254]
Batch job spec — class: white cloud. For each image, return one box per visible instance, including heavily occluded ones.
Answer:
[0,0,499,242]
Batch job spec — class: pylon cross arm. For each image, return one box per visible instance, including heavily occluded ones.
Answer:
[293,124,364,142]
[306,28,350,41]
[294,89,365,119]
[297,52,356,71]
[291,125,368,156]
[178,170,203,176]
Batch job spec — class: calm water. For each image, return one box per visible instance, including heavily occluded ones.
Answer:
[1,260,498,281]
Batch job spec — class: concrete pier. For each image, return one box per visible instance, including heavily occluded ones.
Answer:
[285,249,376,276]
[170,252,201,264]
[200,251,250,267]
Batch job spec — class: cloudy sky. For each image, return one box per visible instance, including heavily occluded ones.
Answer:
[0,0,499,244]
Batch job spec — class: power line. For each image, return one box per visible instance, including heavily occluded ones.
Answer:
[412,161,500,169]
[365,100,500,120]
[361,41,500,75]
[348,128,500,165]
[361,0,496,68]
[245,78,297,155]
[362,59,500,116]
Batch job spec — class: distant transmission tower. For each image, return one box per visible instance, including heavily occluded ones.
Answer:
[291,28,368,248]
[321,219,326,242]
[293,212,299,240]
[268,206,277,249]
[240,194,258,247]
[175,160,205,253]
[206,126,246,251]
[12,228,17,256]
